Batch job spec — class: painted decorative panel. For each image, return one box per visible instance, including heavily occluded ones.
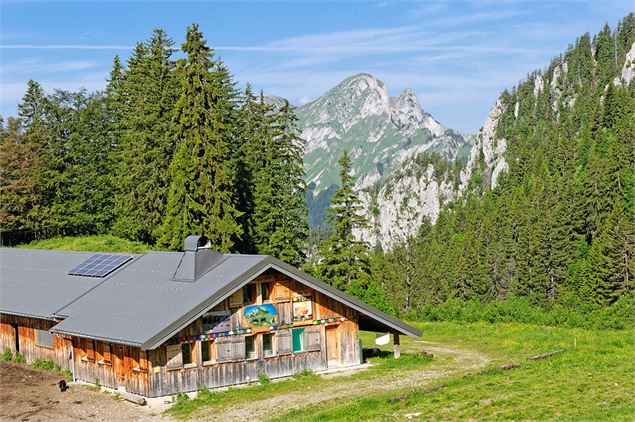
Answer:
[243,304,278,327]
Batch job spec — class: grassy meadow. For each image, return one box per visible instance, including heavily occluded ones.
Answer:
[168,321,633,421]
[18,235,154,254]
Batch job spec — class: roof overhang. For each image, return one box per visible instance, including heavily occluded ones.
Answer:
[137,257,420,350]
[0,309,56,321]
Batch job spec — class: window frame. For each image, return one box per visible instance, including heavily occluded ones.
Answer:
[261,282,274,303]
[292,328,306,354]
[263,332,276,358]
[201,340,214,365]
[243,284,256,305]
[245,335,257,360]
[166,344,183,370]
[181,342,197,368]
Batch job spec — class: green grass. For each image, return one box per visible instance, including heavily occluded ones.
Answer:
[167,321,632,421]
[18,235,154,254]
[167,356,434,419]
[30,358,73,380]
[276,322,634,421]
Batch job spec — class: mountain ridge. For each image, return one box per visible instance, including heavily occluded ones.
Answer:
[294,73,473,231]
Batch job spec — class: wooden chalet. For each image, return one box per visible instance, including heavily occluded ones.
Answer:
[0,236,420,398]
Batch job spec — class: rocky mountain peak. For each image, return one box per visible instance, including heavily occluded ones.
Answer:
[298,73,474,232]
[389,88,427,136]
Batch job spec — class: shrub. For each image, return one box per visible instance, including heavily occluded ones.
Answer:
[1,348,13,362]
[258,372,271,385]
[292,369,316,380]
[14,353,26,363]
[409,295,633,331]
[31,358,62,372]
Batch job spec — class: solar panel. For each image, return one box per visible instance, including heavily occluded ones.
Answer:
[67,253,133,278]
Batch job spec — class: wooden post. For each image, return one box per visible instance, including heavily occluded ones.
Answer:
[393,332,400,359]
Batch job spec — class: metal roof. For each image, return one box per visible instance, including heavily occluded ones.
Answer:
[1,247,420,349]
[0,249,131,320]
[51,252,270,348]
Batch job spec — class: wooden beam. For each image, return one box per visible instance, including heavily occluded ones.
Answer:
[119,391,146,406]
[393,332,400,358]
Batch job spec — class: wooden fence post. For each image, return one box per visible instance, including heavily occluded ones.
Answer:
[393,333,400,358]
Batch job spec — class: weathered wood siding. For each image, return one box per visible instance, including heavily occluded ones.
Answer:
[148,350,325,397]
[0,314,71,370]
[72,338,150,396]
[145,269,361,397]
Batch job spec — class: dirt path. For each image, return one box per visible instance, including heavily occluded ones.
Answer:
[0,362,171,422]
[193,340,492,421]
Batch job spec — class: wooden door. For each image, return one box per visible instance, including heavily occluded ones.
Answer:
[114,344,126,387]
[325,325,340,367]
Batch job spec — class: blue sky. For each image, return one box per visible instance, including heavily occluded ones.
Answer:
[1,1,632,133]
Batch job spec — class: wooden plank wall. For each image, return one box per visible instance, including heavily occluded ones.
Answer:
[148,350,325,397]
[143,270,362,397]
[0,314,71,370]
[72,338,151,396]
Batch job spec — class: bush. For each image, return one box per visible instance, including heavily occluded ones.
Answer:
[31,358,62,372]
[1,348,13,362]
[258,372,271,385]
[292,369,316,380]
[409,295,634,331]
[14,353,26,363]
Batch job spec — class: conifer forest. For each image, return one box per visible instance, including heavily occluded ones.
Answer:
[1,15,634,330]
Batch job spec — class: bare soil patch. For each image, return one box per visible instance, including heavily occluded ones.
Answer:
[0,362,169,422]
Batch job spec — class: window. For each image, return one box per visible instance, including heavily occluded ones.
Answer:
[35,329,53,349]
[292,328,306,353]
[263,333,275,357]
[245,336,256,359]
[166,344,182,369]
[277,329,292,355]
[243,284,256,305]
[202,310,230,333]
[229,289,243,307]
[200,340,210,362]
[216,337,233,362]
[261,282,273,302]
[182,343,193,365]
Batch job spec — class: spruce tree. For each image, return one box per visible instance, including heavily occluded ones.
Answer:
[112,29,180,243]
[315,151,370,290]
[41,90,114,236]
[234,85,271,253]
[158,23,242,252]
[251,98,308,266]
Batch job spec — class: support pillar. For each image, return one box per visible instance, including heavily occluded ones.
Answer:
[393,332,400,358]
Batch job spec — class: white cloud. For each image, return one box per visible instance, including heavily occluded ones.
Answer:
[0,44,133,49]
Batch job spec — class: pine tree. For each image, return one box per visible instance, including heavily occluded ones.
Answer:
[158,23,242,252]
[315,151,370,290]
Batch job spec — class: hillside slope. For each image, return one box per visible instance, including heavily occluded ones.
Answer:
[378,14,635,313]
